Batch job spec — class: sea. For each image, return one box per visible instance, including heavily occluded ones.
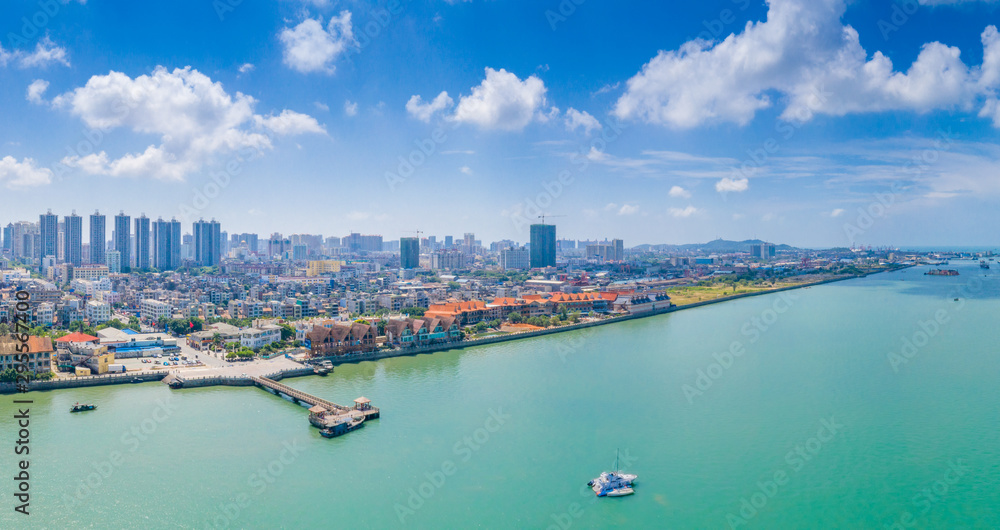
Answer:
[2,259,999,529]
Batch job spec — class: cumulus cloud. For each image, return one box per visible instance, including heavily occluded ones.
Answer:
[279,11,356,74]
[406,91,454,122]
[829,208,845,217]
[614,0,1000,128]
[668,205,699,218]
[0,156,53,188]
[344,100,358,116]
[669,185,692,199]
[408,69,551,130]
[715,177,749,193]
[451,68,549,130]
[565,108,601,134]
[238,63,254,74]
[26,79,49,104]
[52,66,324,181]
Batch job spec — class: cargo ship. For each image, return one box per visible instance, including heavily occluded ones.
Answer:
[925,269,960,276]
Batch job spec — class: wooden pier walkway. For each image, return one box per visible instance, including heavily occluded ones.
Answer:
[251,376,351,413]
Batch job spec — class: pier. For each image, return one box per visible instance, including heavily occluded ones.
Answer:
[251,375,350,413]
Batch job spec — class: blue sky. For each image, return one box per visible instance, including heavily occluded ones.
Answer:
[1,0,999,249]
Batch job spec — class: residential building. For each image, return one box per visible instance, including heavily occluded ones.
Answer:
[114,211,130,271]
[152,217,181,270]
[85,301,112,324]
[72,265,110,281]
[306,260,343,276]
[240,325,282,349]
[64,212,83,265]
[90,210,106,265]
[530,224,556,268]
[0,336,53,375]
[751,243,776,260]
[106,250,121,273]
[140,299,172,321]
[134,214,151,269]
[39,210,58,260]
[400,237,420,269]
[193,218,222,267]
[500,247,530,270]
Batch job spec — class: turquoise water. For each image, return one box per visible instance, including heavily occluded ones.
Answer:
[2,261,1000,529]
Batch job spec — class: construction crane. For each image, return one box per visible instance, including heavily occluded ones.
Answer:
[537,214,566,225]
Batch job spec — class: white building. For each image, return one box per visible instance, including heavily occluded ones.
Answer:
[72,265,110,281]
[240,324,282,349]
[106,250,121,273]
[141,299,172,321]
[500,247,530,270]
[85,301,112,324]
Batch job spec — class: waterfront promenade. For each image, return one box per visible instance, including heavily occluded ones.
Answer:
[1,270,900,394]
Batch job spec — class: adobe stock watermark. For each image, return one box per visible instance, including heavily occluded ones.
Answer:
[385,125,453,192]
[545,0,586,31]
[878,0,921,41]
[884,459,970,529]
[395,407,511,524]
[204,439,306,529]
[843,130,953,246]
[682,291,800,404]
[725,416,845,529]
[553,327,596,364]
[887,276,983,373]
[507,116,626,234]
[6,0,76,49]
[52,93,142,182]
[720,85,831,202]
[692,0,751,42]
[60,396,177,511]
[544,449,638,530]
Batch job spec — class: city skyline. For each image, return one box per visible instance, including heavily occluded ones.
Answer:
[2,1,1000,247]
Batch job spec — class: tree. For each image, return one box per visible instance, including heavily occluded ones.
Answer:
[447,281,461,290]
[278,324,295,341]
[401,307,426,317]
[508,312,524,324]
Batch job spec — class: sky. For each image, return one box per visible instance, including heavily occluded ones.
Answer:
[1,0,999,249]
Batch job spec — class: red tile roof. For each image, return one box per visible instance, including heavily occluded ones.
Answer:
[55,332,100,343]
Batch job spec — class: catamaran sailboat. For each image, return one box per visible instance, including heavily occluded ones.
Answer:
[588,449,637,497]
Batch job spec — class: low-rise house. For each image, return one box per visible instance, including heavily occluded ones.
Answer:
[385,316,460,347]
[240,324,282,349]
[0,336,53,375]
[305,322,376,356]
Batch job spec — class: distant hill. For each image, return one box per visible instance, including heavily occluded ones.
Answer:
[631,239,799,253]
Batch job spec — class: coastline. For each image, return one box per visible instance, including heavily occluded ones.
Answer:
[1,267,907,394]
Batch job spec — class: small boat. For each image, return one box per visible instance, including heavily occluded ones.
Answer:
[313,361,333,376]
[981,260,990,269]
[70,403,97,413]
[319,416,365,438]
[588,449,637,497]
[131,377,143,383]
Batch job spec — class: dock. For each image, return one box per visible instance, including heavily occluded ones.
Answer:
[250,375,379,436]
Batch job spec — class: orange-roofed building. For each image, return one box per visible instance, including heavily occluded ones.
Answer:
[424,300,499,326]
[55,332,100,344]
[0,335,54,374]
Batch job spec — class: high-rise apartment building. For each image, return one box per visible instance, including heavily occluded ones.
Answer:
[152,217,181,270]
[90,210,106,265]
[63,212,83,265]
[529,224,556,268]
[114,211,130,271]
[134,214,151,269]
[400,237,420,269]
[39,210,58,260]
[193,219,222,267]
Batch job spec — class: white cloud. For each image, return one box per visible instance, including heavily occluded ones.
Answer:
[565,108,601,134]
[451,68,549,131]
[406,91,453,122]
[0,156,52,188]
[460,166,473,175]
[344,100,358,116]
[238,63,254,74]
[669,185,691,199]
[668,205,699,218]
[618,204,640,215]
[26,79,49,104]
[829,208,845,217]
[614,0,1000,128]
[52,66,323,181]
[255,110,326,135]
[715,177,749,193]
[279,11,356,74]
[1,36,70,69]
[18,36,70,68]
[314,101,329,111]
